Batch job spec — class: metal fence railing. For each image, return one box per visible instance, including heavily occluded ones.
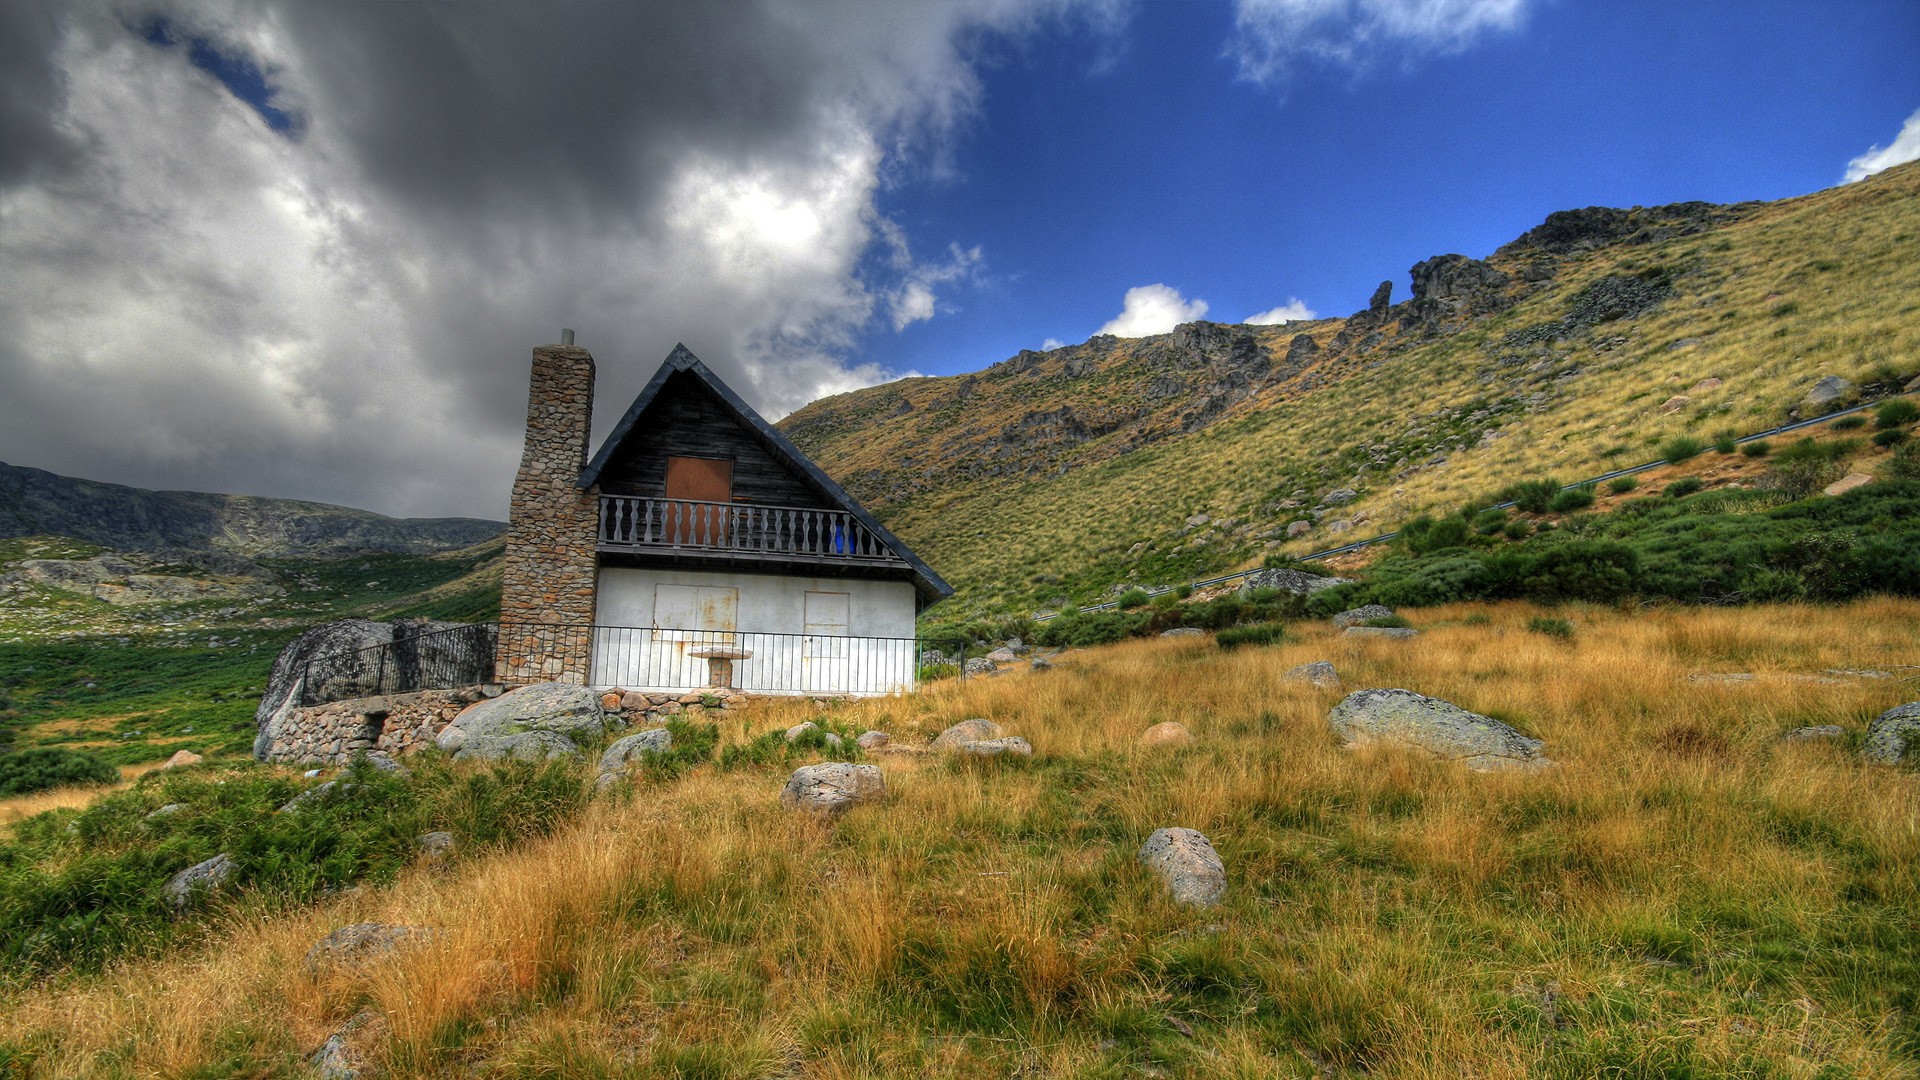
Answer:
[590,625,922,696]
[298,622,499,707]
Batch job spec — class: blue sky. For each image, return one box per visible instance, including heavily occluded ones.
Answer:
[1,1,1916,517]
[859,0,1920,377]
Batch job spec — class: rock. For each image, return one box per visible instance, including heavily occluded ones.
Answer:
[1030,657,1054,672]
[1803,375,1853,412]
[1138,828,1226,908]
[1160,627,1205,638]
[1907,375,1920,394]
[1660,394,1690,414]
[1688,672,1755,684]
[1410,254,1510,302]
[1239,567,1352,595]
[162,749,203,770]
[433,682,605,761]
[784,721,820,742]
[1140,722,1193,748]
[1323,487,1358,505]
[1328,689,1551,771]
[780,763,886,814]
[280,780,355,813]
[304,923,429,973]
[1862,702,1920,764]
[1287,520,1312,538]
[1345,626,1419,640]
[1285,661,1341,689]
[985,647,1020,664]
[600,692,622,711]
[1368,280,1393,316]
[164,853,236,909]
[146,803,187,820]
[1185,513,1211,529]
[310,1009,383,1080]
[618,690,649,710]
[416,831,456,861]
[1780,725,1846,742]
[254,617,493,759]
[1331,605,1395,629]
[959,737,1033,758]
[932,718,1003,750]
[359,750,406,775]
[597,728,673,776]
[1004,637,1027,654]
[964,657,997,677]
[1823,473,1873,497]
[1690,377,1723,392]
[856,730,890,750]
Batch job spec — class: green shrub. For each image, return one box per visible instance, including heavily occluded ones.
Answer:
[1527,617,1574,640]
[1116,587,1152,610]
[1830,414,1866,431]
[1471,507,1508,535]
[1874,428,1910,448]
[1502,519,1533,541]
[1547,486,1596,513]
[1665,477,1704,498]
[1889,442,1920,482]
[1215,622,1288,650]
[1875,398,1919,428]
[1713,434,1738,454]
[1400,514,1474,554]
[1741,440,1771,458]
[1606,475,1639,495]
[1660,436,1705,463]
[1174,584,1194,600]
[1768,438,1850,499]
[1032,610,1149,648]
[0,748,118,798]
[1500,478,1561,514]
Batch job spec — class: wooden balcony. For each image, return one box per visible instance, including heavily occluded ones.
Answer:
[596,495,906,568]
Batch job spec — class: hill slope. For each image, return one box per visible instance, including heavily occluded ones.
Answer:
[782,162,1920,618]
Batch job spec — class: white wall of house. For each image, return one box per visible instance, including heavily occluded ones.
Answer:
[590,566,919,695]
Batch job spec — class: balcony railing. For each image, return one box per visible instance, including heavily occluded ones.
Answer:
[597,496,902,563]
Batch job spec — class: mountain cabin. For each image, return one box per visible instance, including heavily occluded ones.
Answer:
[492,338,950,697]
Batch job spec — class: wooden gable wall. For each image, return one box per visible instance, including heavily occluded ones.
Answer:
[595,371,831,508]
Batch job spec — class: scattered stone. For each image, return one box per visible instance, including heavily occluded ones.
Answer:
[1862,703,1920,764]
[619,690,649,710]
[959,737,1033,759]
[1823,668,1892,679]
[280,780,355,813]
[986,647,1020,664]
[856,730,890,750]
[780,763,886,815]
[1690,377,1723,392]
[1140,722,1193,748]
[1823,473,1873,497]
[964,657,997,677]
[784,721,820,742]
[162,749,203,770]
[1323,487,1358,505]
[597,728,673,781]
[1030,657,1054,672]
[1004,637,1029,655]
[1239,567,1352,595]
[310,1009,384,1080]
[433,682,606,761]
[600,691,624,711]
[1331,605,1395,629]
[304,923,430,973]
[1344,626,1419,640]
[416,831,456,862]
[1160,627,1205,638]
[1138,828,1226,908]
[932,718,1003,751]
[1660,394,1690,414]
[1688,672,1755,684]
[1287,520,1312,538]
[1328,688,1551,771]
[1780,725,1846,742]
[1185,513,1211,529]
[359,750,406,775]
[164,853,236,910]
[146,803,187,820]
[1802,375,1853,412]
[1285,661,1341,689]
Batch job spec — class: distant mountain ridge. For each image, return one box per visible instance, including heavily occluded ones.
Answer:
[0,462,504,563]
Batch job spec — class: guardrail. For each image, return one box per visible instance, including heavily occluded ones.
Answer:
[298,623,498,706]
[1036,389,1914,620]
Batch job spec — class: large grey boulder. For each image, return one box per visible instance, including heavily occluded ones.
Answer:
[1329,689,1551,771]
[1138,828,1226,908]
[254,617,494,758]
[959,737,1033,759]
[596,728,673,782]
[932,718,1003,751]
[164,853,237,909]
[1286,661,1341,689]
[1802,375,1854,413]
[304,923,430,973]
[433,682,606,761]
[1345,626,1419,640]
[1863,703,1920,764]
[780,763,886,814]
[1780,725,1846,742]
[1331,605,1395,629]
[1240,567,1353,595]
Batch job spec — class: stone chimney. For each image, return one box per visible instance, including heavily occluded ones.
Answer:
[494,340,600,685]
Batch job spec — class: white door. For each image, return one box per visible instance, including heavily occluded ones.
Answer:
[803,591,850,693]
[654,584,739,688]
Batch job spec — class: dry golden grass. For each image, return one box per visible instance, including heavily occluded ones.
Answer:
[4,600,1919,1077]
[0,761,168,831]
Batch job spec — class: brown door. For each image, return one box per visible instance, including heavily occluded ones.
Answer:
[665,456,732,545]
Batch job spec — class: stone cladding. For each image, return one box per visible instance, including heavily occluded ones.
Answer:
[496,344,601,685]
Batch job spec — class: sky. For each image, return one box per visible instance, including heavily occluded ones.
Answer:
[0,0,1916,521]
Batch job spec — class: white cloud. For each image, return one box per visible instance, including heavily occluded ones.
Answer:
[886,242,983,330]
[1096,284,1209,337]
[1229,0,1530,85]
[1844,107,1920,184]
[1245,297,1317,324]
[1041,337,1067,350]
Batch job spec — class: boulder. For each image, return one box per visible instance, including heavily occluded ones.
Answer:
[1862,703,1920,764]
[1780,725,1846,742]
[1239,568,1352,595]
[358,750,406,775]
[1287,520,1312,538]
[1323,488,1358,505]
[1160,627,1205,638]
[1660,394,1690,414]
[784,721,820,742]
[1138,828,1226,908]
[164,853,236,910]
[780,763,886,815]
[280,780,355,813]
[416,831,456,862]
[310,1009,383,1080]
[856,730,890,750]
[959,737,1033,759]
[254,618,492,759]
[597,728,673,776]
[163,749,203,770]
[433,682,606,761]
[1030,657,1054,672]
[1691,377,1723,393]
[146,803,187,821]
[932,718,1003,751]
[1345,626,1419,640]
[1285,661,1341,689]
[1331,605,1395,629]
[1328,689,1551,771]
[1823,473,1873,497]
[1802,375,1854,412]
[1140,722,1193,748]
[304,923,430,973]
[964,657,997,677]
[986,647,1020,664]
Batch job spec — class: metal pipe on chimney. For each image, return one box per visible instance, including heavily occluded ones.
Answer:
[561,328,575,346]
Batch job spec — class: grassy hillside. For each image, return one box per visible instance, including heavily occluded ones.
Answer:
[783,162,1920,620]
[2,600,1916,1076]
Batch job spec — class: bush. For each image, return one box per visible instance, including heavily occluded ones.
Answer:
[1502,519,1533,541]
[1713,434,1738,454]
[1215,622,1288,650]
[1032,610,1149,648]
[1547,486,1596,513]
[1174,584,1194,600]
[1830,415,1866,431]
[1767,438,1849,499]
[1607,475,1639,495]
[1889,442,1920,482]
[1874,428,1910,448]
[1501,478,1561,514]
[1527,617,1574,640]
[1660,436,1705,463]
[1471,507,1508,535]
[1741,440,1771,458]
[0,749,118,798]
[1665,477,1704,498]
[1116,587,1152,610]
[1400,514,1474,554]
[1875,398,1919,429]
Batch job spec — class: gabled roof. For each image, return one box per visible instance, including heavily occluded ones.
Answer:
[581,344,953,605]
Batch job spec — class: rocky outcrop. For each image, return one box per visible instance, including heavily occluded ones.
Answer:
[254,618,495,758]
[1138,828,1226,908]
[1802,376,1854,414]
[164,853,236,910]
[1494,201,1754,259]
[1328,689,1551,771]
[780,763,886,814]
[433,682,608,761]
[1331,605,1395,629]
[1863,703,1920,764]
[304,923,431,973]
[1285,661,1341,689]
[596,728,673,785]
